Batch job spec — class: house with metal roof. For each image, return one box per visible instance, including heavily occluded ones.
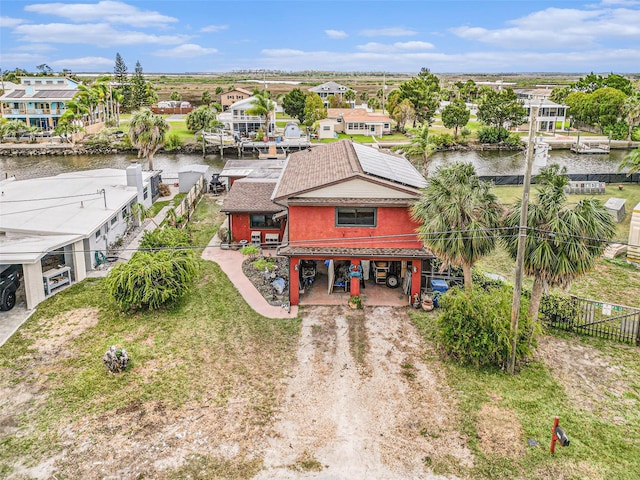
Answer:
[0,165,159,309]
[270,140,433,306]
[0,76,81,130]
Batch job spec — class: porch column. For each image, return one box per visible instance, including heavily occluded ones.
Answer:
[350,260,361,297]
[289,257,300,305]
[411,261,422,300]
[72,240,87,282]
[23,262,45,310]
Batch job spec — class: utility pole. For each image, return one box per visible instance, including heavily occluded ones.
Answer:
[507,105,538,375]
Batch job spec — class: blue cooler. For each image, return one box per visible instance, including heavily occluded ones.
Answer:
[431,279,449,293]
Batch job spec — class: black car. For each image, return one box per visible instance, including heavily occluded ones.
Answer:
[0,265,20,311]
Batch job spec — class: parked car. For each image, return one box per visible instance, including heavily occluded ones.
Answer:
[0,265,20,311]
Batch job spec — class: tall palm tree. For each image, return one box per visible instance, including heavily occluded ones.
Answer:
[344,89,356,107]
[247,93,275,135]
[502,164,616,322]
[411,162,502,290]
[128,108,169,170]
[393,124,435,176]
[623,93,640,143]
[76,84,100,124]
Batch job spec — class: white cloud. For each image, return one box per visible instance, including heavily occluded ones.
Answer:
[357,41,434,53]
[258,45,640,73]
[359,27,417,37]
[201,24,228,33]
[13,23,190,46]
[25,1,177,27]
[452,7,640,49]
[261,49,306,57]
[0,16,24,28]
[154,44,218,58]
[600,0,639,5]
[0,52,46,65]
[325,29,347,39]
[50,56,114,70]
[15,43,55,53]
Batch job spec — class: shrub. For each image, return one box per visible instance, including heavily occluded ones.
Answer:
[539,292,578,327]
[139,227,191,250]
[429,132,455,148]
[158,182,171,197]
[106,250,198,311]
[163,132,183,151]
[240,245,260,259]
[217,226,229,242]
[477,126,510,143]
[436,285,538,369]
[253,257,276,272]
[504,132,523,147]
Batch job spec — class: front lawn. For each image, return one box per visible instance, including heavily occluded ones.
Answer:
[476,184,640,307]
[0,197,300,478]
[411,311,640,480]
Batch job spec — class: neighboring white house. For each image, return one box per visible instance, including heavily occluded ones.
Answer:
[217,96,277,136]
[308,81,354,107]
[0,165,159,309]
[520,98,569,133]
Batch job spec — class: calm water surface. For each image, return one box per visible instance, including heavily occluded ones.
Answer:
[0,152,227,182]
[0,148,631,182]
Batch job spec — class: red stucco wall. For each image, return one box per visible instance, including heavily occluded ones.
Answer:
[287,205,422,248]
[230,212,284,244]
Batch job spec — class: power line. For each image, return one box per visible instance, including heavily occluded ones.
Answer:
[0,191,104,203]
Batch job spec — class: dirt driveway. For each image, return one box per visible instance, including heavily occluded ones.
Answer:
[254,305,472,479]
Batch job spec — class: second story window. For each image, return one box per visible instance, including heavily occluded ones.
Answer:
[336,207,376,227]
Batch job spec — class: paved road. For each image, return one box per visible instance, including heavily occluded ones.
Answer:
[0,304,34,348]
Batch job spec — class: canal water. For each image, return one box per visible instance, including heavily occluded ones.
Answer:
[0,148,631,182]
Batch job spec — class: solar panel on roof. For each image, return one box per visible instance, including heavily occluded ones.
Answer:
[353,143,427,189]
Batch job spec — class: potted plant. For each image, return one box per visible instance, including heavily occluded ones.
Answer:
[348,295,362,310]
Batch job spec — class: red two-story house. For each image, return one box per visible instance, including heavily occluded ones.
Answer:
[272,140,433,305]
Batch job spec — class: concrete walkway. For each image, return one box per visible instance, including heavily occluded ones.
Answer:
[201,234,298,320]
[0,305,35,348]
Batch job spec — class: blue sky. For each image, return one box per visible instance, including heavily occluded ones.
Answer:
[1,0,639,74]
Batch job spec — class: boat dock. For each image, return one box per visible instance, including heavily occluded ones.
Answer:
[203,133,311,157]
[570,140,610,154]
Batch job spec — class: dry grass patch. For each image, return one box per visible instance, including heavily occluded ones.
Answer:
[476,403,525,458]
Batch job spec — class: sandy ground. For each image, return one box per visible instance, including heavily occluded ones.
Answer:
[254,306,472,479]
[4,306,634,479]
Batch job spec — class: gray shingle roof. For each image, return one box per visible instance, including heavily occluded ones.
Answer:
[273,140,361,200]
[220,180,284,213]
[272,140,425,202]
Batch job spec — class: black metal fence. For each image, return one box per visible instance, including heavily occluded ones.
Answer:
[544,295,640,345]
[480,173,640,186]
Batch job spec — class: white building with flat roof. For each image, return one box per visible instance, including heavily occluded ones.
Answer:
[0,165,159,309]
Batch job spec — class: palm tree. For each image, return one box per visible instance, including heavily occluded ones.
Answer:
[411,162,502,290]
[502,164,616,322]
[618,147,640,175]
[76,84,100,124]
[247,93,275,135]
[623,93,640,143]
[344,89,356,107]
[393,124,435,176]
[128,108,169,170]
